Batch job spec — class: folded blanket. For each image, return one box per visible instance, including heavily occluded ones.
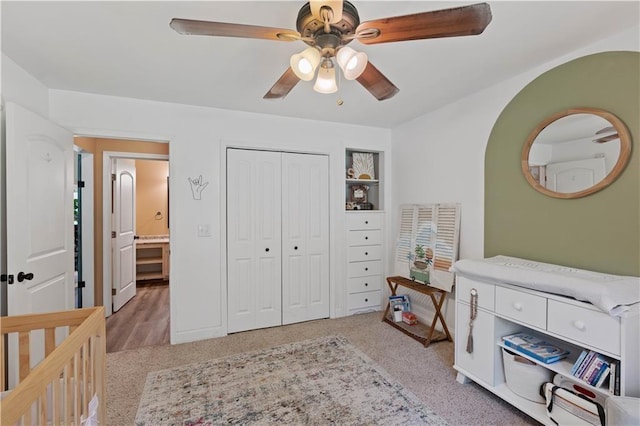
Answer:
[453,256,640,316]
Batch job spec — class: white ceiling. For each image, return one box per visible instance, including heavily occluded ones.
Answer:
[2,1,638,128]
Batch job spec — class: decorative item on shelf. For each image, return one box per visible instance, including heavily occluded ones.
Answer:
[350,184,368,202]
[409,244,432,284]
[346,167,356,179]
[352,152,375,180]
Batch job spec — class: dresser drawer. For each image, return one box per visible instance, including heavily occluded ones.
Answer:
[495,286,546,329]
[347,213,383,230]
[348,290,381,309]
[456,276,495,311]
[348,276,382,294]
[348,229,382,246]
[348,245,382,262]
[347,260,382,278]
[547,300,621,355]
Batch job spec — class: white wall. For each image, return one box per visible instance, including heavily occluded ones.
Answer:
[389,25,639,332]
[48,90,392,344]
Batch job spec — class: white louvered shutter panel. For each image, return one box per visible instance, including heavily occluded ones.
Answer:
[415,205,435,257]
[395,205,417,275]
[429,203,461,292]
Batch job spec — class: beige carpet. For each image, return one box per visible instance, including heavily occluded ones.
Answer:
[107,312,537,425]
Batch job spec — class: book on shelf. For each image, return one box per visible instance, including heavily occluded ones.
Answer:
[571,350,611,387]
[389,295,410,313]
[501,332,570,364]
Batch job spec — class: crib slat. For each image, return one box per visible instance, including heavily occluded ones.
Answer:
[18,331,30,382]
[74,351,81,423]
[82,341,89,417]
[0,333,5,392]
[53,372,61,424]
[65,360,73,424]
[45,327,56,356]
[40,388,47,426]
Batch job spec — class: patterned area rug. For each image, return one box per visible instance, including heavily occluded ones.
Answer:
[135,335,446,425]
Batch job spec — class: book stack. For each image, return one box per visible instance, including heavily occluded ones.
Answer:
[571,350,611,388]
[502,332,570,364]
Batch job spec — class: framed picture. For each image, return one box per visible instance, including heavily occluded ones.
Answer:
[350,185,368,203]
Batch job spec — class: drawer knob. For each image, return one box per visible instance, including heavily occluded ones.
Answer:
[294,246,298,250]
[512,302,523,311]
[365,298,368,302]
[365,267,368,271]
[365,283,368,287]
[573,320,586,331]
[265,248,270,252]
[365,220,369,224]
[365,252,368,256]
[365,236,368,240]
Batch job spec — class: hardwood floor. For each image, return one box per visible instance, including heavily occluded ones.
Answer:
[105,281,170,353]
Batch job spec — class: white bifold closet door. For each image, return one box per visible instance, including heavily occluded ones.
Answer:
[227,149,329,333]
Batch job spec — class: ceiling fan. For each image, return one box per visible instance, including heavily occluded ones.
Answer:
[170,1,492,101]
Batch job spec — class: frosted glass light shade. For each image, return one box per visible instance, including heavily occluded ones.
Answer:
[290,47,321,81]
[313,66,338,94]
[336,47,367,80]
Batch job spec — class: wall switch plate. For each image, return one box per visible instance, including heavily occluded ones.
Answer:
[197,224,211,237]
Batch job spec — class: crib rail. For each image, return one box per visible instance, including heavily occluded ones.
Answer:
[1,307,106,425]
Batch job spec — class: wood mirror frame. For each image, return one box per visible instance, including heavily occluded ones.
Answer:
[521,107,632,199]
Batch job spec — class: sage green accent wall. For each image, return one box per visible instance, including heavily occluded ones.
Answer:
[485,51,639,276]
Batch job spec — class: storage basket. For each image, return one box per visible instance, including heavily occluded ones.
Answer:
[502,347,553,403]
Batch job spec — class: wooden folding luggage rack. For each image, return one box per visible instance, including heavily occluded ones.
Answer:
[382,276,452,347]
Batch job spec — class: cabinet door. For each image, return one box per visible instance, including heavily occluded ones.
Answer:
[227,149,282,333]
[281,153,329,325]
[455,303,497,386]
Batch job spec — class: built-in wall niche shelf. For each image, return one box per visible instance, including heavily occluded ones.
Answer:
[136,236,170,281]
[345,149,383,211]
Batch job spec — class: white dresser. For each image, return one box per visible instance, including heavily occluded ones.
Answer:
[454,274,639,425]
[346,212,384,314]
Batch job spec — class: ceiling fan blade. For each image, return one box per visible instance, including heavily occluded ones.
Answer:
[264,67,301,99]
[170,18,301,41]
[356,2,492,45]
[356,62,399,101]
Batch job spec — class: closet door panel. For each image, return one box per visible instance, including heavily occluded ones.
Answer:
[227,149,282,333]
[282,153,329,325]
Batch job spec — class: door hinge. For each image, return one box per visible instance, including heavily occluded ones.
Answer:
[77,280,86,288]
[111,173,116,181]
[111,231,116,238]
[112,288,117,296]
[1,274,14,284]
[78,180,85,188]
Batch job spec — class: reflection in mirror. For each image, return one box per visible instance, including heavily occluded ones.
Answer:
[522,108,631,199]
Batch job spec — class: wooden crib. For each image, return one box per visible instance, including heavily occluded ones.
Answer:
[1,307,106,425]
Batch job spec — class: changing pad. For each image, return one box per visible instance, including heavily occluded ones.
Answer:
[453,256,640,316]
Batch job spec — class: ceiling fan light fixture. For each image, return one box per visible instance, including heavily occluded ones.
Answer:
[313,59,338,94]
[336,46,368,80]
[290,47,321,81]
[310,0,343,23]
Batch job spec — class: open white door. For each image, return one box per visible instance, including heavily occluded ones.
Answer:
[112,158,137,311]
[5,103,74,386]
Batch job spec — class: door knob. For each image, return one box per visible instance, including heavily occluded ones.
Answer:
[18,272,34,282]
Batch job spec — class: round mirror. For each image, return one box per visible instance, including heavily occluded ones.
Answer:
[522,108,631,198]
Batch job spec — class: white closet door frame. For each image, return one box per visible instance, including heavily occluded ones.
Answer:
[281,153,330,325]
[227,149,282,333]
